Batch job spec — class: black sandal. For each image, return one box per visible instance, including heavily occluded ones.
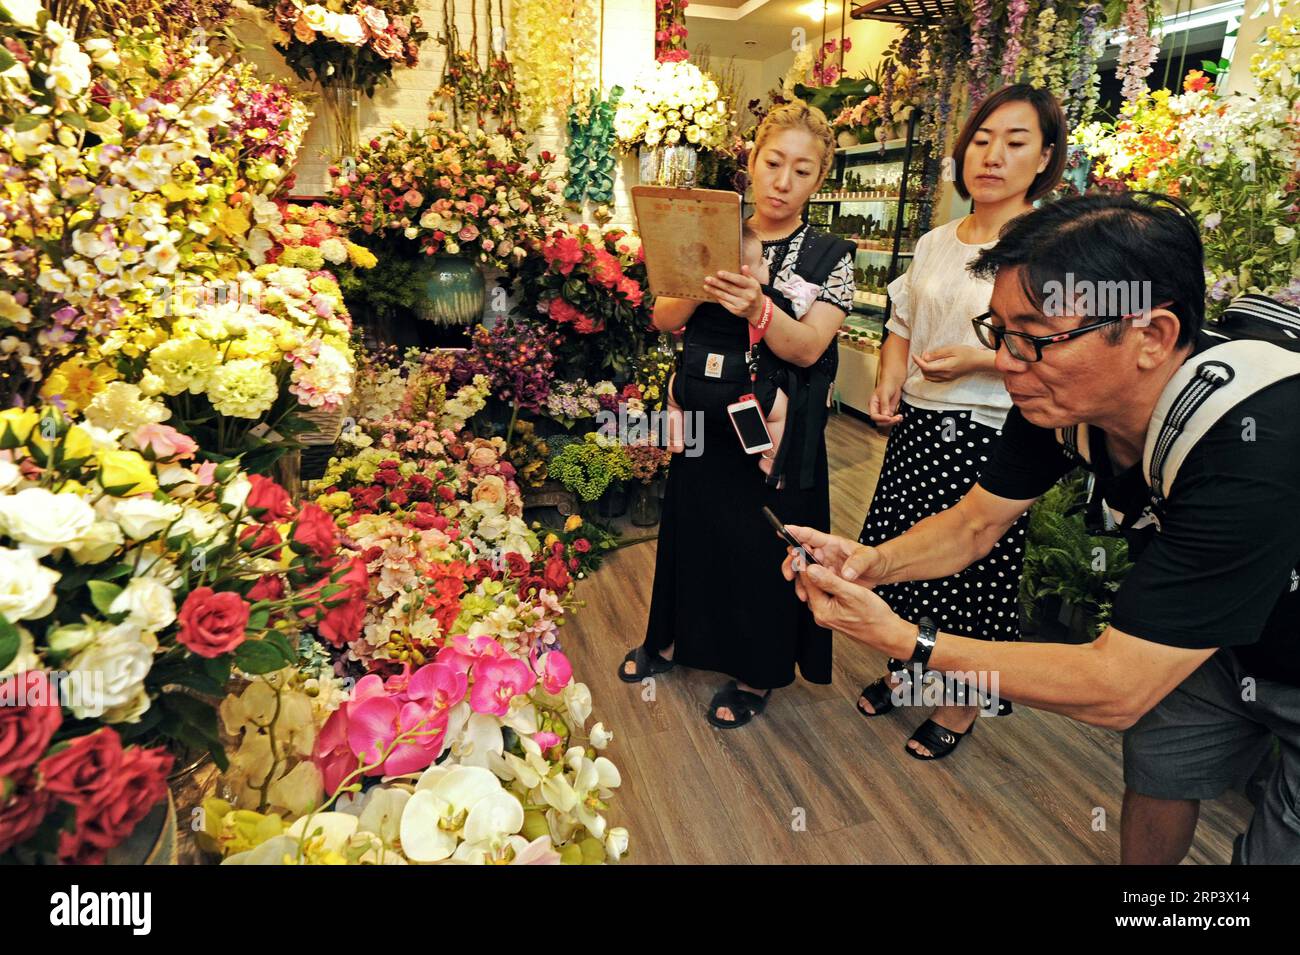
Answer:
[706,680,772,729]
[905,717,975,761]
[618,646,675,683]
[855,673,903,718]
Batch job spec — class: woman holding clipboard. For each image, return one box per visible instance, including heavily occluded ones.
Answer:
[619,101,855,728]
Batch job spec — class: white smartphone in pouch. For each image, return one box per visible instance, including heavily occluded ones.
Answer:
[728,394,773,455]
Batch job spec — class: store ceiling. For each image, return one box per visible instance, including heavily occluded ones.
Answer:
[687,0,854,60]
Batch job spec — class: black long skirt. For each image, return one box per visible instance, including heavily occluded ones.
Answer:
[641,375,833,688]
[858,400,1027,713]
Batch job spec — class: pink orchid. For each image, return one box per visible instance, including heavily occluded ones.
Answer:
[470,657,537,717]
[536,650,572,694]
[406,661,468,717]
[534,731,562,750]
[436,634,509,675]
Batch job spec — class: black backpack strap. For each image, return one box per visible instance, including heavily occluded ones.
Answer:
[1144,339,1300,502]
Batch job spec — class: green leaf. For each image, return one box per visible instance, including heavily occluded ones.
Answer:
[233,639,286,674]
[87,580,124,616]
[247,608,270,632]
[0,614,19,671]
[202,655,232,685]
[0,49,15,73]
[263,630,297,665]
[13,113,45,132]
[87,103,111,123]
[59,111,86,130]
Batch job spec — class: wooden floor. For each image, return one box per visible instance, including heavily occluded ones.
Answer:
[568,412,1254,864]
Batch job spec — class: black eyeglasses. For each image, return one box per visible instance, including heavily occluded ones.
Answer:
[971,301,1174,363]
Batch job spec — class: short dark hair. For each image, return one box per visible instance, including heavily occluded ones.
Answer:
[952,84,1066,202]
[968,192,1205,349]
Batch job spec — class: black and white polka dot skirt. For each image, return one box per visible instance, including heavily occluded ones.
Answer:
[859,400,1028,714]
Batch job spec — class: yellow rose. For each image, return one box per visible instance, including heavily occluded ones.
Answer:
[564,514,584,533]
[544,533,560,549]
[0,407,40,449]
[96,449,158,496]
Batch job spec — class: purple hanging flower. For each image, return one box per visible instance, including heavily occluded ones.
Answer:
[1001,0,1031,82]
[968,0,994,105]
[1067,3,1105,129]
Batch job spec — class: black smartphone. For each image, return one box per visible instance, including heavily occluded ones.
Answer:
[761,506,819,567]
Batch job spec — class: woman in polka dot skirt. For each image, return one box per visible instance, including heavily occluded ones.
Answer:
[856,86,1066,759]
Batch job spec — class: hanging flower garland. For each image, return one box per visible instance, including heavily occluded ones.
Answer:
[1067,3,1106,129]
[1001,0,1031,82]
[1025,0,1059,90]
[655,0,689,64]
[433,0,521,128]
[512,0,600,130]
[1118,0,1162,102]
[966,0,995,105]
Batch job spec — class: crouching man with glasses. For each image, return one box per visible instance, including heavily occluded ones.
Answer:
[784,192,1300,864]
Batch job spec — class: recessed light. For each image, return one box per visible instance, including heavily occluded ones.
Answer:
[744,40,757,46]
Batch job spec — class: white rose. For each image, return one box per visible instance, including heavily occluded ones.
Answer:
[0,460,20,492]
[102,686,152,724]
[108,576,176,632]
[327,13,367,45]
[0,546,59,620]
[65,624,157,719]
[67,519,125,565]
[102,496,182,540]
[302,4,331,32]
[0,487,96,557]
[0,0,42,28]
[220,474,252,512]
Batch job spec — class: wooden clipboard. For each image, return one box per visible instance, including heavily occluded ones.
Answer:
[630,186,742,302]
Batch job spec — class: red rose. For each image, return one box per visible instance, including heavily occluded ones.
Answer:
[505,552,530,578]
[246,474,295,522]
[240,521,283,552]
[39,728,124,807]
[573,538,591,554]
[542,556,571,592]
[291,503,339,559]
[247,574,285,602]
[373,467,400,487]
[306,557,369,648]
[388,488,409,508]
[0,672,62,780]
[407,474,433,499]
[55,742,172,863]
[437,485,456,502]
[177,587,251,658]
[0,777,50,855]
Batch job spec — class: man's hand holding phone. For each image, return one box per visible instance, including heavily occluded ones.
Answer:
[778,525,911,656]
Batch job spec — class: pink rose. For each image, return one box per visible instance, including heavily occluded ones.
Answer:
[133,423,198,462]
